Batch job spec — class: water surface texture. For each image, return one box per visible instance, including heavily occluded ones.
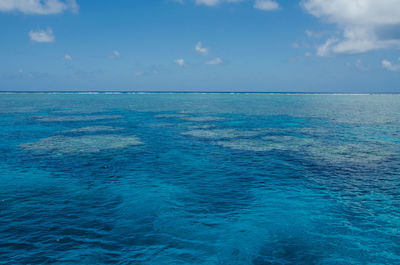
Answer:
[1,94,400,264]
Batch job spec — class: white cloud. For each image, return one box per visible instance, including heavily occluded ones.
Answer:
[292,42,300,49]
[302,0,400,56]
[195,0,242,6]
[195,42,208,55]
[206,57,223,65]
[382,59,400,72]
[175,58,185,66]
[0,0,78,15]
[254,0,279,11]
[108,50,120,59]
[64,54,72,60]
[316,38,337,56]
[179,0,280,10]
[355,59,368,71]
[29,28,54,43]
[304,29,330,38]
[134,72,143,76]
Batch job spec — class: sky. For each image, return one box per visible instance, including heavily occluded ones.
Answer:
[0,0,400,92]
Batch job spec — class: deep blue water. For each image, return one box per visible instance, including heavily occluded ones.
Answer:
[1,94,399,265]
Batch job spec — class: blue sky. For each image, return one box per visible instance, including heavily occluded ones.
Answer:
[0,0,400,92]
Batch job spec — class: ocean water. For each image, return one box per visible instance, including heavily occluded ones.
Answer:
[1,93,399,265]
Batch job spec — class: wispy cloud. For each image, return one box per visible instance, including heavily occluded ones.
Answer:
[304,29,331,39]
[0,0,78,15]
[382,58,400,72]
[354,59,368,71]
[29,28,54,43]
[195,42,208,55]
[171,0,184,4]
[345,59,369,71]
[195,0,242,7]
[133,65,170,77]
[254,0,279,11]
[2,69,50,80]
[64,54,72,60]
[175,58,185,66]
[302,0,400,56]
[179,0,280,10]
[205,57,222,65]
[108,50,120,59]
[316,38,337,57]
[71,69,103,80]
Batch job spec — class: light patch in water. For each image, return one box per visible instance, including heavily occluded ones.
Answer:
[155,114,188,118]
[217,136,316,152]
[21,135,143,154]
[36,115,122,122]
[306,143,393,164]
[217,135,392,164]
[296,127,331,136]
[148,123,176,128]
[256,127,330,137]
[0,107,38,114]
[62,126,123,133]
[182,116,225,122]
[182,129,259,139]
[216,139,274,152]
[261,136,315,151]
[52,108,110,114]
[188,125,216,130]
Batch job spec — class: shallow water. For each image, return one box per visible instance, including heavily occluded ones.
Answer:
[1,94,400,264]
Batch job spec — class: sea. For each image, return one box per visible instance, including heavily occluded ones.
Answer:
[0,93,399,264]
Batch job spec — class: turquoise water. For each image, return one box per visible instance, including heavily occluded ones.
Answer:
[1,94,399,264]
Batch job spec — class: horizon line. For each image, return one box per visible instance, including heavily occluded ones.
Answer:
[0,91,400,95]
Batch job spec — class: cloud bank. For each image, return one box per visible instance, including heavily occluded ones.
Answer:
[382,59,400,72]
[29,28,55,43]
[206,57,223,65]
[302,0,400,56]
[195,0,242,6]
[254,0,279,11]
[175,59,185,66]
[0,0,78,15]
[195,42,208,55]
[108,50,120,59]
